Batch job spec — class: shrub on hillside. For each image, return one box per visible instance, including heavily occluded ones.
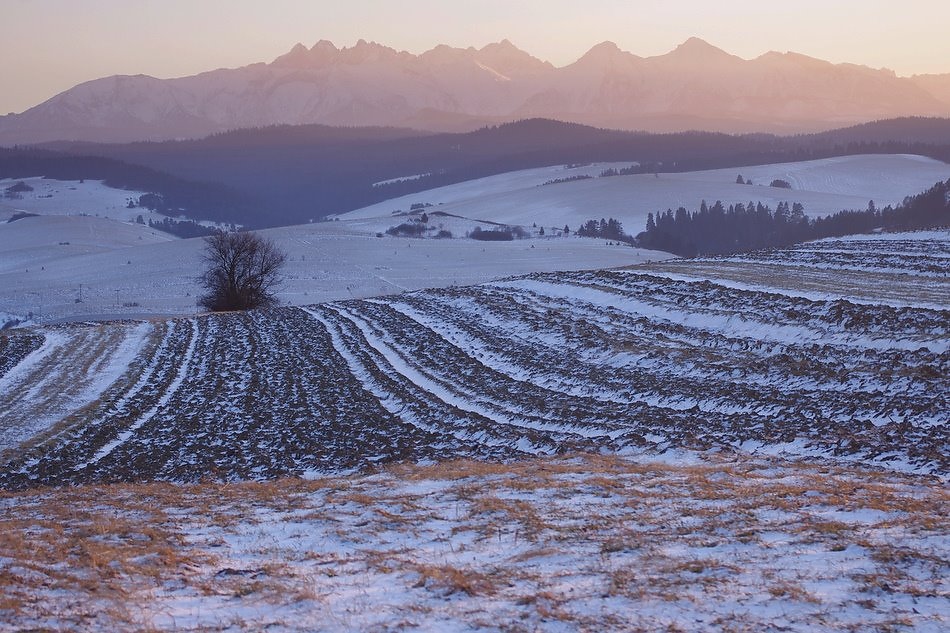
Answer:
[469,226,527,241]
[385,222,427,237]
[197,232,287,312]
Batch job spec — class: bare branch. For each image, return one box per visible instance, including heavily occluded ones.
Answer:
[197,232,287,311]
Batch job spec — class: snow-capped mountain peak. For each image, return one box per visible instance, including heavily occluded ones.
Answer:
[1,38,948,144]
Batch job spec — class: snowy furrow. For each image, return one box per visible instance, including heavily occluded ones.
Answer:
[381,297,763,418]
[304,306,538,454]
[565,270,949,341]
[496,277,948,354]
[0,330,67,403]
[0,332,44,380]
[720,253,950,277]
[338,302,629,440]
[86,319,199,466]
[396,288,946,426]
[0,323,150,454]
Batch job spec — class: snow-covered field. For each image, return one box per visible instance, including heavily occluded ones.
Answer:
[646,229,950,308]
[1,230,946,489]
[339,154,950,236]
[0,213,667,325]
[1,454,946,632]
[4,153,947,326]
[0,214,173,272]
[1,229,947,631]
[0,177,159,224]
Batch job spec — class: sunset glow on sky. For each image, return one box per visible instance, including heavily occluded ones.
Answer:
[2,0,947,114]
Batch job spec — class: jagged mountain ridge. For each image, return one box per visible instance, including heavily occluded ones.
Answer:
[2,37,949,143]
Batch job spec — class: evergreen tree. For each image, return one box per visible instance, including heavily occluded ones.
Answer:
[636,178,950,256]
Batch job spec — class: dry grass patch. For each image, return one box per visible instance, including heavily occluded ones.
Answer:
[1,453,947,631]
[411,563,500,596]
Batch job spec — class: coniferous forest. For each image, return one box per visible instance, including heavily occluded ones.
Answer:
[576,218,633,242]
[636,178,950,256]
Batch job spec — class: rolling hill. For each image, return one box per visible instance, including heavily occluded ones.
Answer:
[4,152,949,327]
[4,153,948,326]
[15,117,950,227]
[339,154,950,235]
[2,208,946,633]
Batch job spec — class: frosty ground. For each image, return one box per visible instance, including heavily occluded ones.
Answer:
[1,454,946,632]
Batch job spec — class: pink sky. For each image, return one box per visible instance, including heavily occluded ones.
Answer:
[2,0,947,114]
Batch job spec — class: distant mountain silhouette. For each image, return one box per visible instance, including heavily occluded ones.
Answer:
[1,39,949,144]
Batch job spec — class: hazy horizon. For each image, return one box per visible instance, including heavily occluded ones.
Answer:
[2,0,948,115]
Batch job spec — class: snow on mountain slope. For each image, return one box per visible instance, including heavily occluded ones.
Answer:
[340,154,950,234]
[3,38,949,144]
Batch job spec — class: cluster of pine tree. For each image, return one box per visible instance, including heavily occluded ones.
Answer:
[541,174,593,186]
[469,226,528,241]
[637,178,950,256]
[599,165,639,177]
[576,217,633,243]
[148,217,219,239]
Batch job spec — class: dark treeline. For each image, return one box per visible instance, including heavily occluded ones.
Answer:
[637,178,950,256]
[147,217,220,239]
[541,174,593,186]
[9,117,950,228]
[576,217,634,243]
[599,165,639,177]
[469,226,528,241]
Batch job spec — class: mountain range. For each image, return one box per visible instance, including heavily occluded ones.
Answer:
[2,38,949,144]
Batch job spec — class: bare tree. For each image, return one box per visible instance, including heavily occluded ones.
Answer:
[198,232,287,311]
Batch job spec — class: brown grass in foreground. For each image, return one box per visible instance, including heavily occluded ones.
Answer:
[1,453,947,631]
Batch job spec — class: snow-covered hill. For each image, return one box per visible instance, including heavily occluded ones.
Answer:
[0,177,162,223]
[0,215,172,274]
[2,38,949,144]
[0,212,667,325]
[3,154,947,325]
[340,154,950,235]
